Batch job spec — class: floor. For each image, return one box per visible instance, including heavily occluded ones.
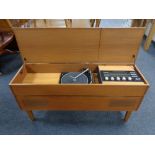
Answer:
[0,39,155,135]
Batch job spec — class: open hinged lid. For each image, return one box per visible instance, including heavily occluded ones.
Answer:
[13,27,145,64]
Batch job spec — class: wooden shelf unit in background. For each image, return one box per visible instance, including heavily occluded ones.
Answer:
[144,20,155,51]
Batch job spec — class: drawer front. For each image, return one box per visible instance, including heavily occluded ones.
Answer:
[11,84,148,97]
[19,96,142,111]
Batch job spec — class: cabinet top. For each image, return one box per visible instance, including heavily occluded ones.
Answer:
[13,28,144,64]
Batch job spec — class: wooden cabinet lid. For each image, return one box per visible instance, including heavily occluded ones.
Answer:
[14,28,144,64]
[99,28,145,64]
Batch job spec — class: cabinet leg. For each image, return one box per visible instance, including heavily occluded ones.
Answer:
[26,111,35,121]
[124,111,132,122]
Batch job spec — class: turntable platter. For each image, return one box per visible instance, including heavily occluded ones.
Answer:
[60,72,88,84]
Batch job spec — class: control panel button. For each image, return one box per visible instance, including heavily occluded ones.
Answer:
[105,77,109,81]
[116,77,120,81]
[111,77,114,81]
[122,77,126,81]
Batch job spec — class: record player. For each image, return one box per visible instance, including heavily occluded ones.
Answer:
[60,68,93,84]
[9,28,149,122]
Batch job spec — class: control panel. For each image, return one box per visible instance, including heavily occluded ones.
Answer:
[99,71,142,82]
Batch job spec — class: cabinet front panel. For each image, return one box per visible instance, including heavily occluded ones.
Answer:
[19,95,142,111]
[11,84,147,97]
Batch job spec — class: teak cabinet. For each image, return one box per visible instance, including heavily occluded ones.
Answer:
[9,28,149,121]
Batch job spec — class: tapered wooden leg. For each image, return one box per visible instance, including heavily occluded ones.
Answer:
[124,111,132,122]
[26,111,35,121]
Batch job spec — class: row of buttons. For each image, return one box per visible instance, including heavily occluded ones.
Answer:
[105,76,132,81]
[101,71,142,82]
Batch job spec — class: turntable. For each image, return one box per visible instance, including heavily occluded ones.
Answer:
[60,68,93,84]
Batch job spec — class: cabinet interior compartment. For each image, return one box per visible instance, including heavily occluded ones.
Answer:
[10,63,148,86]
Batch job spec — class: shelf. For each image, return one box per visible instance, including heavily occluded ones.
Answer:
[22,73,60,84]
